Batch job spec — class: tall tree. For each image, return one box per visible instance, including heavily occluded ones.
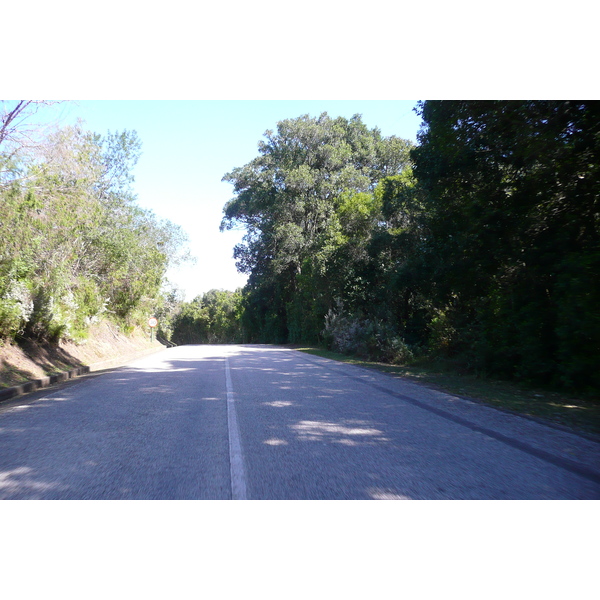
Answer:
[412,100,600,388]
[221,112,413,342]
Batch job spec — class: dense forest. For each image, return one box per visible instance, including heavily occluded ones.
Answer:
[3,101,598,394]
[0,101,190,344]
[176,102,599,393]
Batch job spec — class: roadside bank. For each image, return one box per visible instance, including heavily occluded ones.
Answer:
[0,321,165,401]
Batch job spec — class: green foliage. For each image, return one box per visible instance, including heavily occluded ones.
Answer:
[170,289,244,345]
[411,100,600,390]
[323,305,414,364]
[0,114,191,345]
[222,102,600,394]
[221,112,414,345]
[154,285,185,341]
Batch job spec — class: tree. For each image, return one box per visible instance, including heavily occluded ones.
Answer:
[1,101,66,188]
[411,100,600,388]
[221,112,413,343]
[170,289,244,344]
[0,118,192,343]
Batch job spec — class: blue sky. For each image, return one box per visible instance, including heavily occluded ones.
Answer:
[53,100,423,301]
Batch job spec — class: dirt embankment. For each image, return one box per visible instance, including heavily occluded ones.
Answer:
[0,321,165,389]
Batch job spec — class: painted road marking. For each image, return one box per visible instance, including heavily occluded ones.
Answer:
[225,356,248,500]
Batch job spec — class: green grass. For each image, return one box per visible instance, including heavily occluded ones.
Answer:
[294,346,600,437]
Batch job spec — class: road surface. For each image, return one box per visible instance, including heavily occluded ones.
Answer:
[1,344,599,499]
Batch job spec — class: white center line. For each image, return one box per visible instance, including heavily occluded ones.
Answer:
[225,355,248,500]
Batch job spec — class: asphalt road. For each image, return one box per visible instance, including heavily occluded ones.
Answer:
[1,344,599,499]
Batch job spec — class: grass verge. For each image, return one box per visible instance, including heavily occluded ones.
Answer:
[294,346,600,437]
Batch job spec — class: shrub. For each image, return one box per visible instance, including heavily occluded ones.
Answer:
[323,307,414,364]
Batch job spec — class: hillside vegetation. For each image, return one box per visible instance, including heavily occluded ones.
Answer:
[0,101,190,363]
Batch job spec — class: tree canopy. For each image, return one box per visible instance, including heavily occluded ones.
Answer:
[411,100,600,388]
[221,112,414,343]
[5,101,597,394]
[0,108,191,343]
[219,102,600,392]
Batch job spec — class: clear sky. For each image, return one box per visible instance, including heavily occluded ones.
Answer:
[52,100,423,301]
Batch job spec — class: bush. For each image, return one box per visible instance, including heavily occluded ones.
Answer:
[0,299,23,339]
[323,307,414,364]
[0,279,33,339]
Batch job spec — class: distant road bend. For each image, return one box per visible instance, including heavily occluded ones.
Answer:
[1,344,599,500]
